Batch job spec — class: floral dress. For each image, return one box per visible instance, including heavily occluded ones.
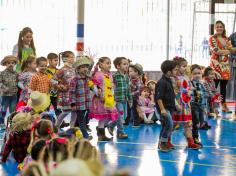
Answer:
[172,75,192,122]
[89,71,118,121]
[52,66,75,110]
[138,96,155,114]
[209,35,231,80]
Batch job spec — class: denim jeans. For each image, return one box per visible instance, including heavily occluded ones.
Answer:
[76,110,89,138]
[159,110,173,142]
[1,95,17,123]
[191,105,204,139]
[110,102,127,134]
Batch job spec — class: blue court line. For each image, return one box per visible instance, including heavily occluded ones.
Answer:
[98,141,236,149]
[104,153,236,170]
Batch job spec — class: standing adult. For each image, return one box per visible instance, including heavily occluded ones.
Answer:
[228,31,236,118]
[12,27,36,73]
[208,20,232,113]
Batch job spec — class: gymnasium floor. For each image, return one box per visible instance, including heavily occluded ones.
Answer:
[0,106,236,176]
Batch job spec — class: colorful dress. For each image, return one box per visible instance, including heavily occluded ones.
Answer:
[52,66,75,110]
[209,35,231,80]
[138,96,155,114]
[172,75,192,122]
[18,71,35,103]
[89,71,118,121]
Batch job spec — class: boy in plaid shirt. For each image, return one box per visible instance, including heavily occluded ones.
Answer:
[69,56,93,139]
[30,57,51,94]
[107,57,132,139]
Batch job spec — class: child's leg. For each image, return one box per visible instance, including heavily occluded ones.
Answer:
[70,111,77,127]
[124,102,132,125]
[1,96,10,124]
[116,102,128,137]
[50,96,62,117]
[147,112,154,122]
[191,106,200,139]
[132,99,140,127]
[76,110,89,138]
[9,95,17,113]
[184,121,202,149]
[97,119,111,141]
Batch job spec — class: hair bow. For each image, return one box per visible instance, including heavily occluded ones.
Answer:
[56,138,67,144]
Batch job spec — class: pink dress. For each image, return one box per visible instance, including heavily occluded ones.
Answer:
[89,71,118,121]
[138,96,155,114]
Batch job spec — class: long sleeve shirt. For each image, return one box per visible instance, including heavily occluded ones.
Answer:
[113,71,132,103]
[0,69,18,96]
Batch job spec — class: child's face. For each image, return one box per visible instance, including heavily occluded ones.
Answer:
[49,58,59,68]
[117,59,129,73]
[129,67,139,78]
[208,70,215,80]
[179,61,188,75]
[100,59,111,72]
[76,65,89,76]
[38,61,48,73]
[23,32,33,45]
[67,54,75,65]
[192,68,202,81]
[171,66,178,77]
[141,89,150,97]
[5,61,16,70]
[29,60,37,71]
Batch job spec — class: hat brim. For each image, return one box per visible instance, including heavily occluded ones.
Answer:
[129,65,144,75]
[27,94,50,113]
[1,57,17,66]
[73,60,92,68]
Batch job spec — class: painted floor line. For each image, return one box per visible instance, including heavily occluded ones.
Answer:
[98,141,236,149]
[111,154,236,169]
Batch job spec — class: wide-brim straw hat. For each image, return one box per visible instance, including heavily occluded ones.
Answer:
[1,55,17,66]
[73,56,93,68]
[27,91,50,113]
[11,112,36,132]
[130,63,144,75]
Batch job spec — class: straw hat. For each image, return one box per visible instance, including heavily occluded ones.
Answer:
[147,80,157,85]
[73,56,93,68]
[130,63,144,75]
[1,55,17,66]
[11,112,36,132]
[27,91,50,113]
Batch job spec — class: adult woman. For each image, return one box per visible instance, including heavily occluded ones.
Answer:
[209,20,232,113]
[12,27,36,73]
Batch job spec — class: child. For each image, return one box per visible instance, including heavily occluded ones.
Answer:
[12,27,36,73]
[17,56,37,108]
[89,57,118,141]
[0,55,18,128]
[172,56,201,149]
[127,63,144,127]
[190,64,208,146]
[69,56,93,139]
[52,51,76,128]
[29,57,51,94]
[155,60,178,152]
[138,86,155,124]
[46,53,61,117]
[107,57,132,139]
[203,66,221,118]
[1,112,36,163]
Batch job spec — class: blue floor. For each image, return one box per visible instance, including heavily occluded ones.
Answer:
[1,110,236,176]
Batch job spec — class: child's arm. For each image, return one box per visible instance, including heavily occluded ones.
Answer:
[157,99,168,116]
[1,133,13,163]
[69,77,77,111]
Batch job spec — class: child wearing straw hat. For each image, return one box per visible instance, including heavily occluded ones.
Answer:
[1,112,36,163]
[0,55,18,129]
[69,56,93,139]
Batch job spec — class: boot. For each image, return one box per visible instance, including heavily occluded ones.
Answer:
[221,103,232,113]
[187,137,201,149]
[167,137,175,149]
[193,138,203,147]
[159,142,171,152]
[96,127,111,141]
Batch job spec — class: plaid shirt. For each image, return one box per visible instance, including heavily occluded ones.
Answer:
[69,74,91,110]
[29,72,51,94]
[113,72,132,102]
[0,69,18,96]
[130,77,143,100]
[1,130,31,163]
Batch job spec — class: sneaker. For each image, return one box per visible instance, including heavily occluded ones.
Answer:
[132,122,140,128]
[60,121,70,128]
[117,133,128,139]
[107,126,114,136]
[159,142,171,152]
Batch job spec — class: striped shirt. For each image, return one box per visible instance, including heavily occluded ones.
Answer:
[113,71,132,102]
[29,72,51,94]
